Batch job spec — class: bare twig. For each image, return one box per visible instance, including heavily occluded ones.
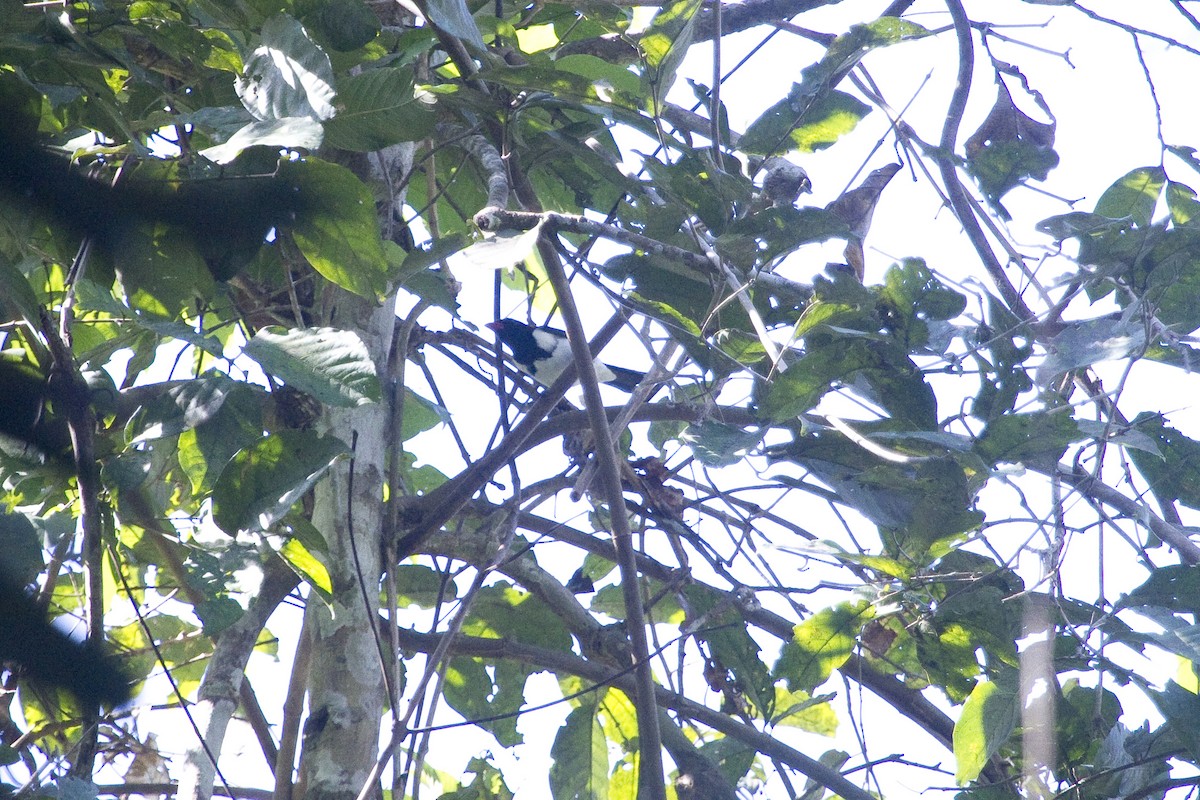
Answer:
[933,0,1038,326]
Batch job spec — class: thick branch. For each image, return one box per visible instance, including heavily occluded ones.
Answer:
[397,315,627,555]
[176,558,299,800]
[538,239,667,798]
[435,497,966,769]
[393,625,874,800]
[1053,464,1200,565]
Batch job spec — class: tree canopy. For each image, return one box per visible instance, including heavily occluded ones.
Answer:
[1,1,1199,799]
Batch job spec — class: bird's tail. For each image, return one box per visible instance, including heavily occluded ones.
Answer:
[603,365,645,392]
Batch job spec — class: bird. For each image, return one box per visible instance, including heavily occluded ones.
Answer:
[757,157,811,208]
[487,319,644,392]
[825,162,902,281]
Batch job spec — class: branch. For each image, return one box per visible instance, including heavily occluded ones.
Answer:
[475,207,718,277]
[558,0,847,60]
[934,0,1037,324]
[397,314,628,555]
[437,124,509,210]
[1053,464,1200,565]
[176,558,300,800]
[393,625,875,800]
[538,237,668,798]
[435,497,968,773]
[39,309,105,777]
[96,785,272,800]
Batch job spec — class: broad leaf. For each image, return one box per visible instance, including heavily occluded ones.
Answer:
[686,584,775,718]
[953,671,1019,784]
[301,0,380,51]
[1094,166,1166,226]
[201,117,325,164]
[211,430,349,535]
[455,225,545,272]
[549,701,609,800]
[324,67,436,150]
[974,410,1081,468]
[1125,413,1200,510]
[244,326,381,407]
[640,0,703,111]
[238,14,336,122]
[776,600,873,693]
[423,0,485,50]
[0,510,42,586]
[129,376,244,443]
[281,158,389,298]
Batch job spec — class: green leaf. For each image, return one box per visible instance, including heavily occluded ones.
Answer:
[129,375,244,443]
[400,388,449,440]
[1034,310,1147,387]
[0,509,43,586]
[440,756,515,800]
[686,584,775,718]
[775,600,873,693]
[760,338,935,427]
[1094,166,1166,226]
[280,536,333,597]
[238,14,336,122]
[741,90,871,155]
[211,430,349,535]
[302,0,380,51]
[556,55,641,96]
[1036,211,1126,242]
[1150,681,1200,764]
[549,701,609,800]
[177,384,267,495]
[323,67,436,151]
[115,221,215,316]
[244,326,381,407]
[697,736,756,785]
[1167,180,1200,226]
[879,258,967,326]
[640,0,703,111]
[964,82,1058,220]
[423,0,485,50]
[0,254,45,328]
[1119,564,1200,616]
[741,15,928,155]
[281,158,389,298]
[1127,606,1200,663]
[455,226,544,272]
[876,458,984,561]
[915,623,982,703]
[388,564,455,608]
[1125,227,1200,332]
[974,410,1081,468]
[201,117,325,164]
[971,295,1033,421]
[679,420,764,467]
[1125,413,1200,510]
[445,583,573,745]
[953,671,1019,784]
[194,596,245,637]
[771,687,838,735]
[798,751,851,800]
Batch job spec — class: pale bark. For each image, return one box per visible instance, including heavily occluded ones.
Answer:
[297,294,396,800]
[176,559,299,800]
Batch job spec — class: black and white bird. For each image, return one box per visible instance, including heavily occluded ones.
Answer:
[487,319,644,392]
